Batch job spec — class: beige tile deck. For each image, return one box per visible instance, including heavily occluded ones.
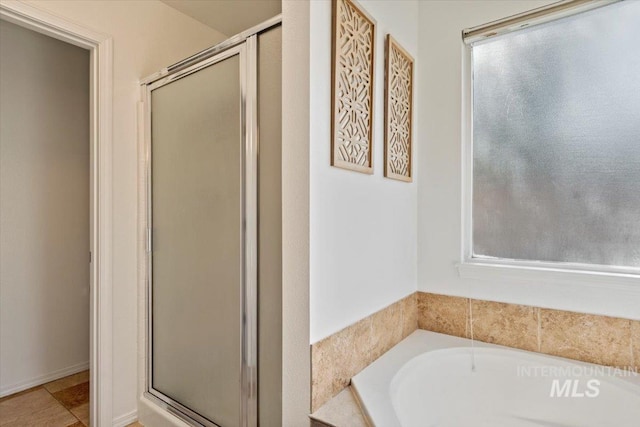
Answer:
[310,387,368,427]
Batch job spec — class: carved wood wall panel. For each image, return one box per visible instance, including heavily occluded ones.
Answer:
[384,35,413,182]
[331,0,376,174]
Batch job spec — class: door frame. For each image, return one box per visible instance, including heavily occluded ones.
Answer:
[0,2,114,426]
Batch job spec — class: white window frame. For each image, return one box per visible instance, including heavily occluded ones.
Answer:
[458,0,640,294]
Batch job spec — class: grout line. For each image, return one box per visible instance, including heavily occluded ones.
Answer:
[466,298,472,339]
[399,297,405,338]
[42,383,83,426]
[42,374,91,427]
[537,308,542,352]
[629,320,635,369]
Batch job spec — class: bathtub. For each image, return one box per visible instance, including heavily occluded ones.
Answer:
[351,330,640,427]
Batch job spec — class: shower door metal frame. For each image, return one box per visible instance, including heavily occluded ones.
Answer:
[141,24,266,427]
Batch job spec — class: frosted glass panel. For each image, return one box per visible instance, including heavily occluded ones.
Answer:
[472,1,640,268]
[151,54,241,426]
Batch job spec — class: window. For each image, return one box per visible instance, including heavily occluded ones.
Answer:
[466,1,640,273]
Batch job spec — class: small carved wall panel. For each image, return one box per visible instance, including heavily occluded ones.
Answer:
[331,0,376,174]
[384,35,413,182]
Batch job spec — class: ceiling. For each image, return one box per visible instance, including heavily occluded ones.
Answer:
[161,0,281,37]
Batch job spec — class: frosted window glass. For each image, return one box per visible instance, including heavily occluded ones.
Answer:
[472,1,640,268]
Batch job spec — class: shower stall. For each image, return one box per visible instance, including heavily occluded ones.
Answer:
[140,16,282,427]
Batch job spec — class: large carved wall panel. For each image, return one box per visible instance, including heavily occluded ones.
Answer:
[384,35,413,182]
[331,0,376,174]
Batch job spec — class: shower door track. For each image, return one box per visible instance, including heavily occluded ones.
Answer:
[140,14,281,86]
[141,15,281,427]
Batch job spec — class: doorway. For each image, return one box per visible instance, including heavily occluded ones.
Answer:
[0,18,90,426]
[0,1,113,425]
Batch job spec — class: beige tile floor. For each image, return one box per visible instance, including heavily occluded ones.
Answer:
[0,371,143,427]
[1,371,87,427]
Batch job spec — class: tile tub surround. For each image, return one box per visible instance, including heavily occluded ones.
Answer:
[312,291,638,418]
[311,293,417,411]
[417,292,640,370]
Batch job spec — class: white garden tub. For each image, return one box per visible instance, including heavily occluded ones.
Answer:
[351,330,640,427]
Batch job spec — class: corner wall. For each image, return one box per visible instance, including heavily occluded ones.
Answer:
[21,0,226,422]
[310,0,419,344]
[282,0,311,424]
[416,1,640,320]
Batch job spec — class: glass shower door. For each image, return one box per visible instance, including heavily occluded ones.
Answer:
[146,41,256,427]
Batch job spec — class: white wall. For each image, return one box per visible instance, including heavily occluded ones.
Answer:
[19,0,225,421]
[417,1,640,320]
[310,0,419,343]
[0,19,90,396]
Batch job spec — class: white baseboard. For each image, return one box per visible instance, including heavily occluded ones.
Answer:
[0,361,90,398]
[113,409,138,427]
